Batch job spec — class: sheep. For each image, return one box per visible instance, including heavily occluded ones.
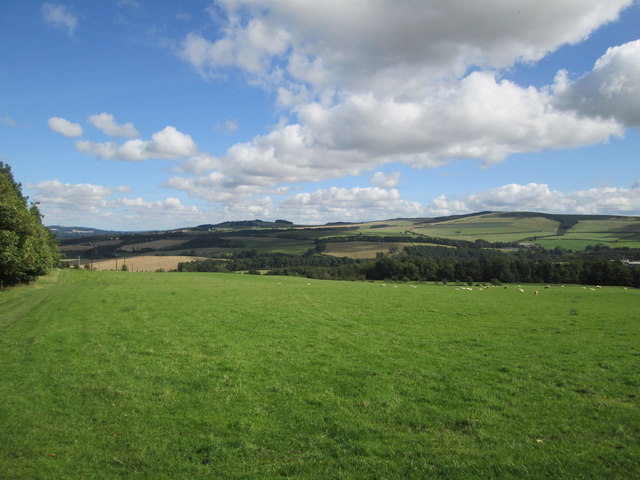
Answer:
[534,290,539,295]
[517,288,525,292]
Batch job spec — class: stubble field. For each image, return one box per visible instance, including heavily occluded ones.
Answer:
[0,270,638,479]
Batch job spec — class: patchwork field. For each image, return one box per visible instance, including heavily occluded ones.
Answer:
[411,214,560,243]
[1,270,638,479]
[88,255,207,272]
[323,241,416,258]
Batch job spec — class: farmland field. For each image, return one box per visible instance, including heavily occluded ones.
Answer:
[323,241,416,258]
[89,255,208,272]
[411,215,560,243]
[1,271,639,479]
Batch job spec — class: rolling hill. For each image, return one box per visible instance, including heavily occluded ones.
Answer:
[52,211,640,266]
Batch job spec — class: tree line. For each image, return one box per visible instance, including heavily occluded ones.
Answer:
[0,162,59,287]
[178,243,640,287]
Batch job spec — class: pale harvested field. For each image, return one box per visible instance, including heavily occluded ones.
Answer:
[87,255,207,272]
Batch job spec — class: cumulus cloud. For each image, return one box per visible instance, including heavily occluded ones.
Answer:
[168,0,634,206]
[89,113,139,137]
[425,183,640,216]
[42,3,77,37]
[370,171,401,188]
[76,126,197,161]
[553,40,640,127]
[26,180,205,229]
[26,180,113,215]
[279,187,425,224]
[48,117,83,137]
[180,0,631,96]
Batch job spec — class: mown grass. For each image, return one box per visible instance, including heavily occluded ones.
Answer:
[1,270,639,479]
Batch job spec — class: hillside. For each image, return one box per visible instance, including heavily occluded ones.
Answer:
[53,212,640,265]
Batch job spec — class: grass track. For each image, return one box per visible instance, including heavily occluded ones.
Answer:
[1,270,639,479]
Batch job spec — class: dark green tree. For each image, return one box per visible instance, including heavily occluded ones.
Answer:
[0,162,59,286]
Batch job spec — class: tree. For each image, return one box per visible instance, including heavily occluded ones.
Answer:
[0,162,59,286]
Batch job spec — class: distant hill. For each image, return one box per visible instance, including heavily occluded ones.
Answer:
[193,219,295,230]
[52,211,640,261]
[47,226,129,239]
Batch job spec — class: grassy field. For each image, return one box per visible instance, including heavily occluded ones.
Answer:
[411,215,560,243]
[533,219,640,249]
[323,241,416,259]
[1,271,639,479]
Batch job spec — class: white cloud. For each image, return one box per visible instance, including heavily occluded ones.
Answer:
[165,72,620,200]
[89,113,139,137]
[76,126,197,161]
[168,1,632,207]
[553,40,640,127]
[26,180,205,229]
[114,196,202,218]
[425,183,640,216]
[26,180,113,215]
[172,153,222,175]
[48,117,83,137]
[180,20,291,77]
[279,186,425,224]
[370,171,400,188]
[42,3,77,37]
[180,0,632,96]
[148,126,198,158]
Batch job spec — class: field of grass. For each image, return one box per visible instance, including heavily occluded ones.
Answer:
[323,241,416,258]
[1,271,639,479]
[411,215,560,243]
[535,236,640,250]
[531,219,640,249]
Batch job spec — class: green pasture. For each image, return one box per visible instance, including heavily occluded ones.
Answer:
[1,270,639,479]
[569,218,640,235]
[323,241,415,258]
[535,236,640,250]
[411,215,559,243]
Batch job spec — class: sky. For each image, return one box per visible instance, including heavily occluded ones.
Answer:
[1,0,640,230]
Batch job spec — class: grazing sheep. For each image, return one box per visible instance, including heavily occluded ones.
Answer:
[534,290,539,295]
[380,284,386,287]
[517,288,525,292]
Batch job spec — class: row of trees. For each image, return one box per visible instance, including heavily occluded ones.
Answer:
[0,162,59,286]
[178,245,640,287]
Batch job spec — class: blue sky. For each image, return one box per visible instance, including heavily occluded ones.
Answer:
[1,0,639,229]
